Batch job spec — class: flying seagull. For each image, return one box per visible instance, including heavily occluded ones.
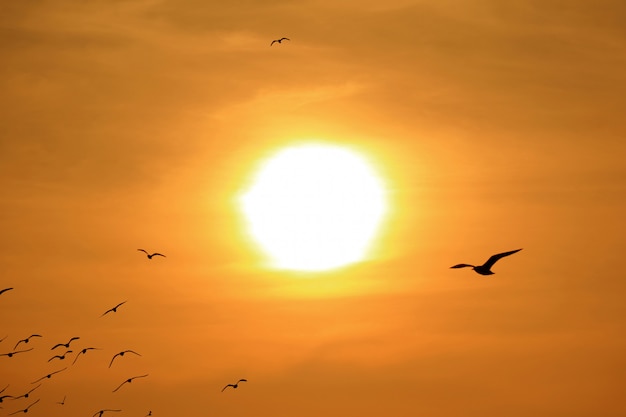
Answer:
[1,348,33,358]
[450,248,523,275]
[12,384,41,400]
[13,334,42,350]
[109,349,141,368]
[137,249,165,259]
[48,350,72,362]
[57,395,66,405]
[9,398,39,415]
[31,367,67,384]
[101,301,127,317]
[93,409,122,417]
[112,374,149,393]
[51,337,80,350]
[73,347,101,365]
[271,37,290,46]
[222,379,247,392]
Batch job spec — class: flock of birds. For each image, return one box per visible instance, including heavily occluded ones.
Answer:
[1,249,253,417]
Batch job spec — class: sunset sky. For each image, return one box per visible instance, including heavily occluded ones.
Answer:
[1,1,625,416]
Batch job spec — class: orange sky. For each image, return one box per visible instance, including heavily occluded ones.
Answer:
[1,1,625,416]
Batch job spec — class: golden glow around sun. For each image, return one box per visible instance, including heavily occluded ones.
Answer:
[240,143,387,271]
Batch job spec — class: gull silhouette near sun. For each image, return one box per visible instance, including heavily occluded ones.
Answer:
[450,249,523,275]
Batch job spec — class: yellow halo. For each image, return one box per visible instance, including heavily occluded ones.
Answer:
[240,143,387,271]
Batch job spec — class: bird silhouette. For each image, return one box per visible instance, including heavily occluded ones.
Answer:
[48,350,72,362]
[271,37,290,46]
[13,335,42,350]
[145,412,152,417]
[57,395,66,405]
[112,374,149,392]
[73,347,100,365]
[8,398,39,415]
[51,337,80,350]
[12,384,41,400]
[450,248,523,275]
[93,410,121,417]
[222,379,248,392]
[0,288,13,296]
[137,249,165,259]
[108,350,141,368]
[31,367,67,384]
[1,348,33,358]
[101,301,127,317]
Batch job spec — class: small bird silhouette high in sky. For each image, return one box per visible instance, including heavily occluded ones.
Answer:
[450,248,523,275]
[112,374,149,393]
[222,379,247,392]
[13,334,42,350]
[270,37,290,46]
[51,337,80,350]
[109,350,141,368]
[101,301,127,317]
[137,249,165,259]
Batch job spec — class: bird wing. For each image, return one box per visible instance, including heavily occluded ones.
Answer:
[221,384,234,392]
[127,350,141,356]
[152,253,165,257]
[238,379,248,383]
[13,340,24,350]
[109,353,121,368]
[51,343,63,350]
[450,264,474,269]
[112,380,128,393]
[137,249,148,254]
[482,248,522,269]
[270,40,276,45]
[281,37,290,41]
[0,288,13,295]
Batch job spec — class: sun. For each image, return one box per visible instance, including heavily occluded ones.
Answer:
[239,143,387,272]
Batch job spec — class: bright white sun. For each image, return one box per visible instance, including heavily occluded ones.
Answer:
[239,143,387,271]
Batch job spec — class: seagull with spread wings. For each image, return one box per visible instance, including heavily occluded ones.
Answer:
[1,348,33,358]
[12,384,41,400]
[112,374,149,393]
[51,337,80,350]
[450,248,522,275]
[13,334,42,350]
[271,37,290,46]
[222,379,247,392]
[137,249,166,259]
[48,350,72,362]
[93,409,122,417]
[101,301,127,317]
[109,349,141,368]
[73,347,101,365]
[31,367,67,384]
[9,398,39,415]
